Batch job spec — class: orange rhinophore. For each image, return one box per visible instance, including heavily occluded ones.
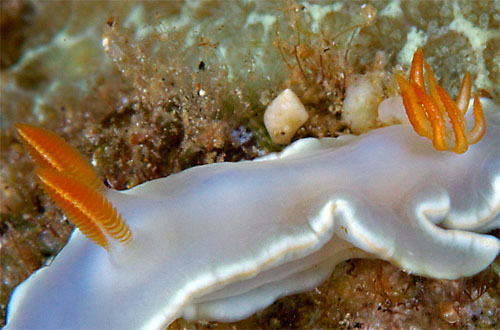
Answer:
[15,123,104,191]
[36,168,131,249]
[16,124,132,249]
[396,48,486,154]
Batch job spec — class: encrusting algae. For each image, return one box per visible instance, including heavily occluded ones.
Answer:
[1,1,499,328]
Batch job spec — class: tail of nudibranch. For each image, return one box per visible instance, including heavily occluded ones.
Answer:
[15,124,132,250]
[396,48,486,154]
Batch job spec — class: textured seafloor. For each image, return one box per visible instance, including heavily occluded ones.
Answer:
[1,1,499,328]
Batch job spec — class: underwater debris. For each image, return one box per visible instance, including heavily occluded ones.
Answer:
[264,88,308,144]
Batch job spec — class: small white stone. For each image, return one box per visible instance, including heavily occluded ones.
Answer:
[342,74,382,134]
[264,89,308,144]
[102,37,110,50]
[378,96,410,125]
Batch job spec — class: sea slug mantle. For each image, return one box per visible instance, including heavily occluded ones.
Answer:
[5,96,500,329]
[6,49,500,330]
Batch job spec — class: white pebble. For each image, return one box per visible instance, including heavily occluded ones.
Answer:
[264,89,308,144]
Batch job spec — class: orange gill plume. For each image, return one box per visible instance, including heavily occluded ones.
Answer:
[16,124,132,249]
[395,48,486,154]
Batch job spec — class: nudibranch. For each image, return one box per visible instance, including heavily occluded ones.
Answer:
[6,50,500,329]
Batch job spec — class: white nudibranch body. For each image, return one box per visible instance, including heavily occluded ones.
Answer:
[6,98,500,329]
